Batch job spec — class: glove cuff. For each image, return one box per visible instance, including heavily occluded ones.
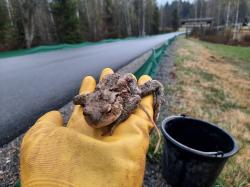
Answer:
[22,178,75,187]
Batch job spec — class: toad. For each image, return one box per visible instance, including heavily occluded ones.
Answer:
[73,73,164,136]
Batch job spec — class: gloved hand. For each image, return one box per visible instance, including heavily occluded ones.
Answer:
[20,68,154,187]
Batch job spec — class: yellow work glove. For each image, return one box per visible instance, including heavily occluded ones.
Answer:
[20,68,154,187]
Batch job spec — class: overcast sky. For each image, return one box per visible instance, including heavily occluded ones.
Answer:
[157,0,194,6]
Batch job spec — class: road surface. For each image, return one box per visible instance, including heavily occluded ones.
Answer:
[0,32,181,146]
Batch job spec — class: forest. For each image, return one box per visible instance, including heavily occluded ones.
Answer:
[0,0,249,50]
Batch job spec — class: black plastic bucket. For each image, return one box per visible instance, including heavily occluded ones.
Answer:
[161,115,238,187]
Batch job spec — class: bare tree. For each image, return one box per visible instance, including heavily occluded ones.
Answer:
[233,0,240,40]
[199,0,203,18]
[84,0,90,29]
[5,0,13,26]
[226,0,231,28]
[217,0,221,26]
[16,0,37,48]
[140,0,146,36]
[194,0,198,19]
[124,0,132,36]
[34,0,57,44]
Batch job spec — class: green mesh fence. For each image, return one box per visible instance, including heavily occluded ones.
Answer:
[134,37,176,79]
[15,181,20,187]
[13,36,176,187]
[0,34,176,59]
[0,37,137,59]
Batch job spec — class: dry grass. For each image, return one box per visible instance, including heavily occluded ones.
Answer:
[170,37,250,187]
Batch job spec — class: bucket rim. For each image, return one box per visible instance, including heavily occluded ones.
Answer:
[161,115,238,158]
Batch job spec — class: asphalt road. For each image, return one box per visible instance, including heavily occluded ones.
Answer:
[0,32,181,146]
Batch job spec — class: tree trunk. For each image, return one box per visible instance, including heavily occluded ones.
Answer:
[141,0,145,36]
[17,0,37,48]
[92,0,98,40]
[125,0,132,36]
[199,0,203,18]
[84,0,91,33]
[226,1,231,28]
[5,0,13,26]
[217,1,221,26]
[233,0,240,40]
[160,0,163,30]
[195,0,198,19]
[23,14,35,48]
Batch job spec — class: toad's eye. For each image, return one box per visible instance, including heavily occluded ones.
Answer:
[106,109,112,114]
[102,104,111,113]
[83,107,90,115]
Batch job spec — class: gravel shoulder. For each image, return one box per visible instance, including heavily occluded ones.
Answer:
[143,39,178,187]
[0,40,179,187]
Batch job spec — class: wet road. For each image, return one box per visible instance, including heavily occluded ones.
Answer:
[0,32,181,145]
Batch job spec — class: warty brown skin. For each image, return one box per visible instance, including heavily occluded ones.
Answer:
[73,73,164,134]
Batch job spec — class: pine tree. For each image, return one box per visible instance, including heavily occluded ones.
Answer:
[0,0,16,50]
[0,1,8,44]
[51,0,82,43]
[172,8,179,31]
[103,0,116,38]
[151,3,160,34]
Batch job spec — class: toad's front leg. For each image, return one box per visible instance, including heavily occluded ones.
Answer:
[139,80,164,121]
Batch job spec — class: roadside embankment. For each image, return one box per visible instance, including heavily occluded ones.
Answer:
[0,38,177,187]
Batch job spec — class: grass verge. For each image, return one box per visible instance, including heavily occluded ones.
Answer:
[149,37,250,186]
[200,41,250,63]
